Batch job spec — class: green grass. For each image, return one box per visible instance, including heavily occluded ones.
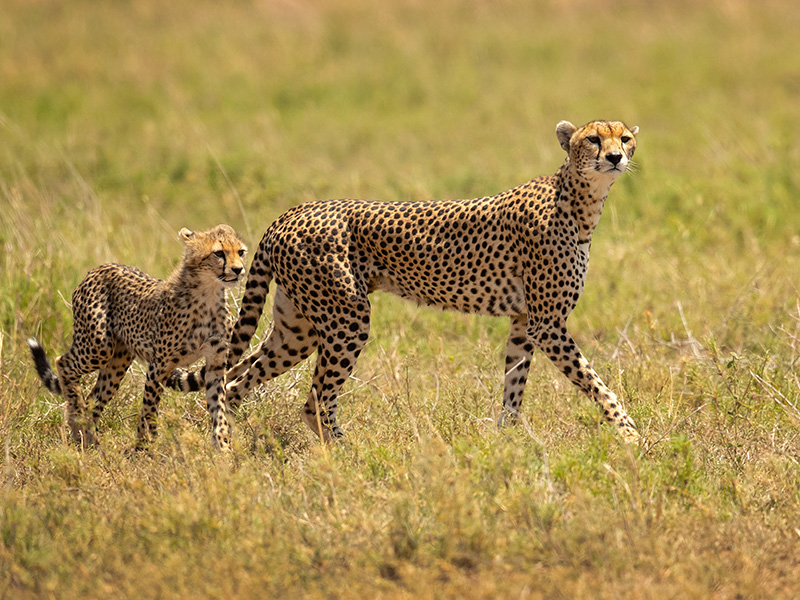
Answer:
[2,0,800,597]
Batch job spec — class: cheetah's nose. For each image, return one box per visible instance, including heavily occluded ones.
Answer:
[606,152,622,166]
[232,267,243,276]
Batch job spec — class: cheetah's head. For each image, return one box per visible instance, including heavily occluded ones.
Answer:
[179,224,247,288]
[556,120,638,182]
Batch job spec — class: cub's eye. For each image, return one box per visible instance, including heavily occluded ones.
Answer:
[238,249,245,257]
[214,250,225,259]
[621,136,632,143]
[587,136,601,145]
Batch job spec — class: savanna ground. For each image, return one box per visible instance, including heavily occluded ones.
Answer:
[2,0,800,597]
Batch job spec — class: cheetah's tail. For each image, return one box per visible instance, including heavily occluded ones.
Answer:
[27,338,62,395]
[228,231,273,366]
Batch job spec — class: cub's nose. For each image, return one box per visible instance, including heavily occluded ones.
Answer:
[606,152,623,166]
[232,266,243,276]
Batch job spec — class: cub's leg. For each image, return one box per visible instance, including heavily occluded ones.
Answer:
[55,350,95,446]
[498,315,535,426]
[89,342,133,432]
[225,287,318,408]
[136,358,177,449]
[55,327,114,446]
[536,321,640,443]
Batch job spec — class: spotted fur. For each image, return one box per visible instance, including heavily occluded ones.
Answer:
[29,224,247,449]
[171,120,641,444]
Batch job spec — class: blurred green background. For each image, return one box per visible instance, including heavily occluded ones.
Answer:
[2,0,798,351]
[2,1,800,597]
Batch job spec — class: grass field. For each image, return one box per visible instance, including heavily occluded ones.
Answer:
[2,0,800,597]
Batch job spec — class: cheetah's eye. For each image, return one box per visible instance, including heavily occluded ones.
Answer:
[621,136,632,144]
[238,249,245,257]
[214,250,225,259]
[587,136,601,145]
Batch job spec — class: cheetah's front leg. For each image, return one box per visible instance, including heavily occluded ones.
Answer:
[498,315,534,426]
[536,322,640,443]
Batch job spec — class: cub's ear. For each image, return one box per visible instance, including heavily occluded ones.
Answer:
[179,228,195,242]
[556,121,577,151]
[629,125,639,136]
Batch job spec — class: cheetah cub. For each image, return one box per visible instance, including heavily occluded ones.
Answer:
[28,224,247,450]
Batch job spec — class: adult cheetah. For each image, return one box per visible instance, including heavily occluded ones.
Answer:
[29,224,247,449]
[172,120,641,444]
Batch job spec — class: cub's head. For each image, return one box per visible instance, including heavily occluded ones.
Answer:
[556,120,638,181]
[179,224,247,287]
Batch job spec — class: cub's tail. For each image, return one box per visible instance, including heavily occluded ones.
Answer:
[166,365,205,392]
[27,338,62,395]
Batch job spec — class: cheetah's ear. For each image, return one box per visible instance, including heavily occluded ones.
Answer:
[630,125,639,136]
[179,228,195,242]
[556,121,577,151]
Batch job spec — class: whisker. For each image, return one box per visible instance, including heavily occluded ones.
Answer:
[578,165,600,176]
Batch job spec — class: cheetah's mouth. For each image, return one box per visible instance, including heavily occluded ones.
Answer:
[597,163,626,175]
[220,276,241,285]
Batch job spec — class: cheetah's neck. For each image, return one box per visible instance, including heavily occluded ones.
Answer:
[165,262,226,310]
[554,160,615,243]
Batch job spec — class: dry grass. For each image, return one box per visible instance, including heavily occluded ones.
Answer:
[2,0,800,597]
